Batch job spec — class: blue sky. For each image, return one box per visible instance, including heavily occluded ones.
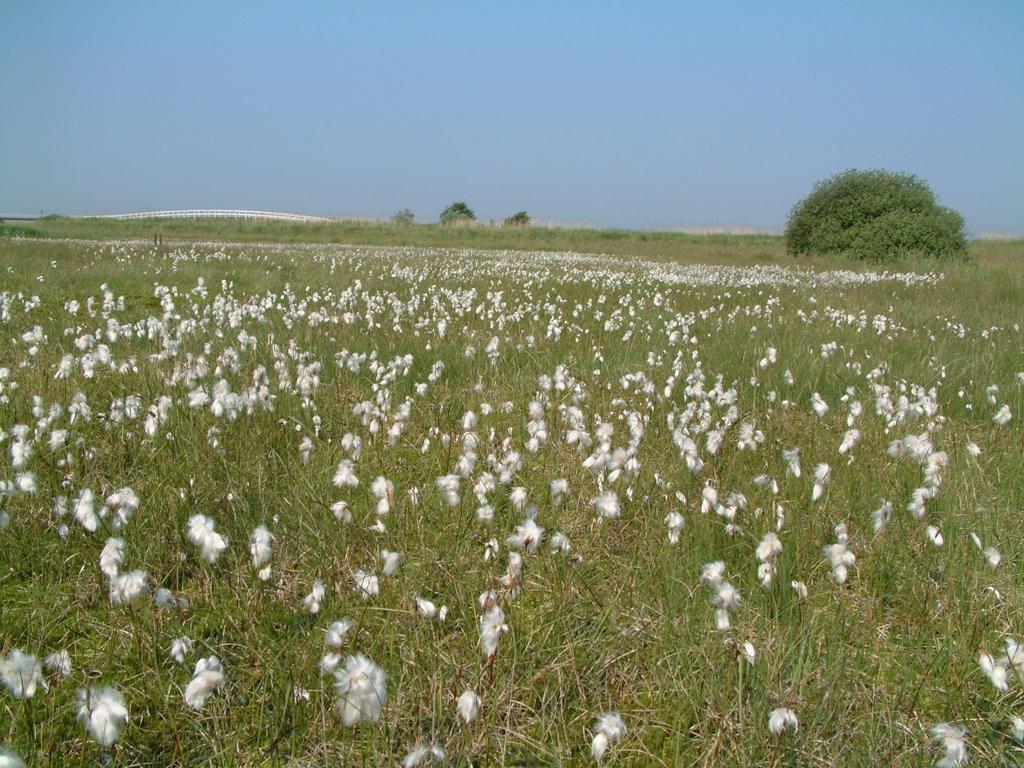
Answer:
[1,1,1021,234]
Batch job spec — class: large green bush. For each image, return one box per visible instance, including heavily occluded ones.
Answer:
[439,201,476,226]
[785,170,968,261]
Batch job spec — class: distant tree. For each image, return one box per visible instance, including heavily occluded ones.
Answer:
[439,201,476,225]
[503,211,531,228]
[785,169,968,261]
[391,208,415,225]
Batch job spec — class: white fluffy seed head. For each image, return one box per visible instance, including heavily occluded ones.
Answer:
[457,689,480,723]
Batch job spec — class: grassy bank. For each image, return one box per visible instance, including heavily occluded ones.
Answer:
[7,216,1021,269]
[2,215,791,263]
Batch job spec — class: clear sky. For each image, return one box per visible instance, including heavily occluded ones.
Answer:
[1,1,1021,234]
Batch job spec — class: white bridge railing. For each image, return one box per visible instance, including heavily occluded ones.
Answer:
[83,209,334,223]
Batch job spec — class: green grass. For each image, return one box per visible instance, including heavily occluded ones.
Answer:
[0,234,1022,766]
[5,215,792,263]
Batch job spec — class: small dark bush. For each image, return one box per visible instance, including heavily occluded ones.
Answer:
[391,209,415,225]
[785,169,968,261]
[439,201,476,226]
[503,211,530,228]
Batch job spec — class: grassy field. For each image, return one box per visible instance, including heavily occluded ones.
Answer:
[0,231,1022,766]
[1,216,795,265]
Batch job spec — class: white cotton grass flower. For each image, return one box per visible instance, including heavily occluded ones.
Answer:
[14,472,37,495]
[969,532,1001,568]
[478,590,498,612]
[593,490,620,521]
[1006,637,1024,674]
[109,569,149,605]
[184,656,224,711]
[591,712,626,761]
[838,428,860,455]
[550,478,568,506]
[334,654,387,726]
[1010,716,1024,743]
[1,649,46,699]
[930,723,967,768]
[249,525,273,581]
[978,651,1008,691]
[549,531,573,554]
[170,636,194,665]
[304,580,326,613]
[753,474,779,495]
[457,689,480,723]
[105,487,139,530]
[319,652,343,676]
[187,514,227,563]
[701,484,718,514]
[993,404,1012,425]
[299,435,314,464]
[737,420,765,451]
[73,488,99,532]
[370,476,395,515]
[402,744,445,767]
[153,587,188,611]
[500,552,523,594]
[711,581,742,630]
[380,549,401,576]
[700,560,740,628]
[907,486,932,519]
[506,517,544,553]
[966,442,981,457]
[480,605,509,657]
[756,532,782,562]
[331,500,352,523]
[353,570,380,600]
[740,641,756,665]
[755,532,782,587]
[811,463,831,502]
[340,432,363,460]
[415,596,448,622]
[791,580,809,599]
[325,620,352,649]
[99,537,125,578]
[811,392,829,418]
[436,474,460,507]
[665,511,685,544]
[925,525,944,547]
[510,486,528,510]
[700,561,726,587]
[823,522,855,584]
[333,459,359,488]
[872,500,893,533]
[476,503,495,523]
[75,685,128,746]
[44,649,72,679]
[768,707,798,735]
[0,747,25,768]
[782,448,801,478]
[983,547,1001,569]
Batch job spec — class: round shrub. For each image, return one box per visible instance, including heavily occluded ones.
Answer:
[503,211,530,228]
[785,169,968,261]
[439,201,476,226]
[391,208,415,225]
